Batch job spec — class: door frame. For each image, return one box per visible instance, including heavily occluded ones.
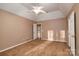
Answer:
[74,12,76,55]
[68,11,76,55]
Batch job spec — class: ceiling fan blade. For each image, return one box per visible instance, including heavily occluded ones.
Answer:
[32,6,47,14]
[40,10,47,14]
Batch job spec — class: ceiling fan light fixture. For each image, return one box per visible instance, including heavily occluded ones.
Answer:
[32,6,46,14]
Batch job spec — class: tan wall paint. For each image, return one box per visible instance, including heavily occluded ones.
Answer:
[40,18,68,41]
[0,10,35,51]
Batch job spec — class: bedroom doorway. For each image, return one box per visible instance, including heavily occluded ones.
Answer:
[33,24,42,40]
[37,24,42,39]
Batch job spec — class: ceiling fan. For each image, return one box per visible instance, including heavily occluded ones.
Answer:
[32,6,47,14]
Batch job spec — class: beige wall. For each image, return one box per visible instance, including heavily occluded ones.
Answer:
[40,18,68,41]
[0,10,35,51]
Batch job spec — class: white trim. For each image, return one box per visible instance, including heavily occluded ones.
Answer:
[0,39,33,53]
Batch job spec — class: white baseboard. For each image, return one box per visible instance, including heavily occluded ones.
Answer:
[0,39,33,53]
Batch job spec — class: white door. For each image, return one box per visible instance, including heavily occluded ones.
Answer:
[33,24,37,39]
[68,11,75,55]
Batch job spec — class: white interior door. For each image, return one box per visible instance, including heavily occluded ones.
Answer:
[33,24,37,39]
[68,11,75,55]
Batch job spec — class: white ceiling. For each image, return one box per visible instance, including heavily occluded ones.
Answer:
[22,3,59,13]
[0,3,74,21]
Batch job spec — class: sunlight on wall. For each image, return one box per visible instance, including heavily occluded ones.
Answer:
[60,30,65,41]
[48,30,54,41]
[47,30,65,41]
[56,31,59,41]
